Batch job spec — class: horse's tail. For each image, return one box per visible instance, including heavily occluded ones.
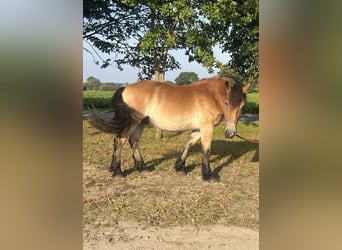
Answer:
[88,87,141,136]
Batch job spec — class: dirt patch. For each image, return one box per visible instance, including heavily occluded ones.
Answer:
[84,220,258,250]
[83,162,259,249]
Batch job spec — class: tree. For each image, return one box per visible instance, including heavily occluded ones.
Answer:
[85,76,101,90]
[175,72,199,85]
[83,0,186,81]
[198,0,259,86]
[83,0,143,67]
[100,82,116,91]
[83,0,259,85]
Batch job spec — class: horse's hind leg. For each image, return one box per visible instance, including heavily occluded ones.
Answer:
[129,118,149,171]
[175,131,201,173]
[109,137,127,177]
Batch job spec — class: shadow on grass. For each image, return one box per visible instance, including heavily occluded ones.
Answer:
[210,140,259,180]
[142,139,259,180]
[120,164,156,177]
[89,125,258,180]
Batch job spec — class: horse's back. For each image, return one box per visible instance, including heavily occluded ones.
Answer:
[123,80,197,110]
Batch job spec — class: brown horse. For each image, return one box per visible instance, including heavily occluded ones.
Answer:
[89,76,250,180]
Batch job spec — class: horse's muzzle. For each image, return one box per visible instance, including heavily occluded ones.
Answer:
[224,122,236,139]
[224,131,236,139]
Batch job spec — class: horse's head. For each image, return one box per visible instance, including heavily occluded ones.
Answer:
[223,79,250,138]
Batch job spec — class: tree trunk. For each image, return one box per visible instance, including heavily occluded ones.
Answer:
[155,46,168,141]
[155,68,164,141]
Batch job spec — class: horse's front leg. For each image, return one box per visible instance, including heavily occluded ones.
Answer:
[175,131,201,174]
[109,137,126,177]
[200,126,214,181]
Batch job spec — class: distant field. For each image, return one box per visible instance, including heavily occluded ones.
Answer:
[83,91,113,110]
[83,90,113,99]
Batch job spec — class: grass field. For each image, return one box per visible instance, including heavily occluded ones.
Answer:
[246,92,259,105]
[83,119,259,231]
[83,90,113,99]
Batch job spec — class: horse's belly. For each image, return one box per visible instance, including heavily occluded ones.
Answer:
[149,117,197,131]
[145,103,201,131]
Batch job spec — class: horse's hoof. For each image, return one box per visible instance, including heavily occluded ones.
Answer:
[202,175,211,181]
[111,168,124,178]
[176,169,187,176]
[135,162,148,172]
[202,171,212,181]
[112,173,124,178]
[202,173,219,182]
[174,159,186,172]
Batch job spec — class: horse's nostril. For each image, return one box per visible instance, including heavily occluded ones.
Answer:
[227,132,235,138]
[225,129,235,139]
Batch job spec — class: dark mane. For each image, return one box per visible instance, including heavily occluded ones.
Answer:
[220,75,246,107]
[199,75,246,107]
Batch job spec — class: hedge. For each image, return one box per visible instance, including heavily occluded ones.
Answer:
[242,102,259,114]
[83,97,111,110]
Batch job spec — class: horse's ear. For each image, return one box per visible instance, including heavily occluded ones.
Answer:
[243,83,251,93]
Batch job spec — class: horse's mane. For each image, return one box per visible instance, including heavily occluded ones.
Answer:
[204,75,246,107]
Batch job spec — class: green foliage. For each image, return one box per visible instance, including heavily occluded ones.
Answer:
[242,92,259,114]
[84,0,259,85]
[200,0,259,84]
[83,97,111,110]
[83,0,184,80]
[83,91,113,110]
[84,76,101,90]
[175,72,199,85]
[83,76,127,91]
[242,102,259,114]
[83,91,113,100]
[246,93,259,104]
[99,82,127,91]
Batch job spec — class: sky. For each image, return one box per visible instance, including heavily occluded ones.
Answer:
[83,44,230,84]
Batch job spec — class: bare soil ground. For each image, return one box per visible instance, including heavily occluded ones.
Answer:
[83,219,258,249]
[83,120,259,249]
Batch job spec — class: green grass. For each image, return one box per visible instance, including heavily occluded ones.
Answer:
[83,90,113,99]
[83,91,113,110]
[243,92,259,114]
[246,92,259,105]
